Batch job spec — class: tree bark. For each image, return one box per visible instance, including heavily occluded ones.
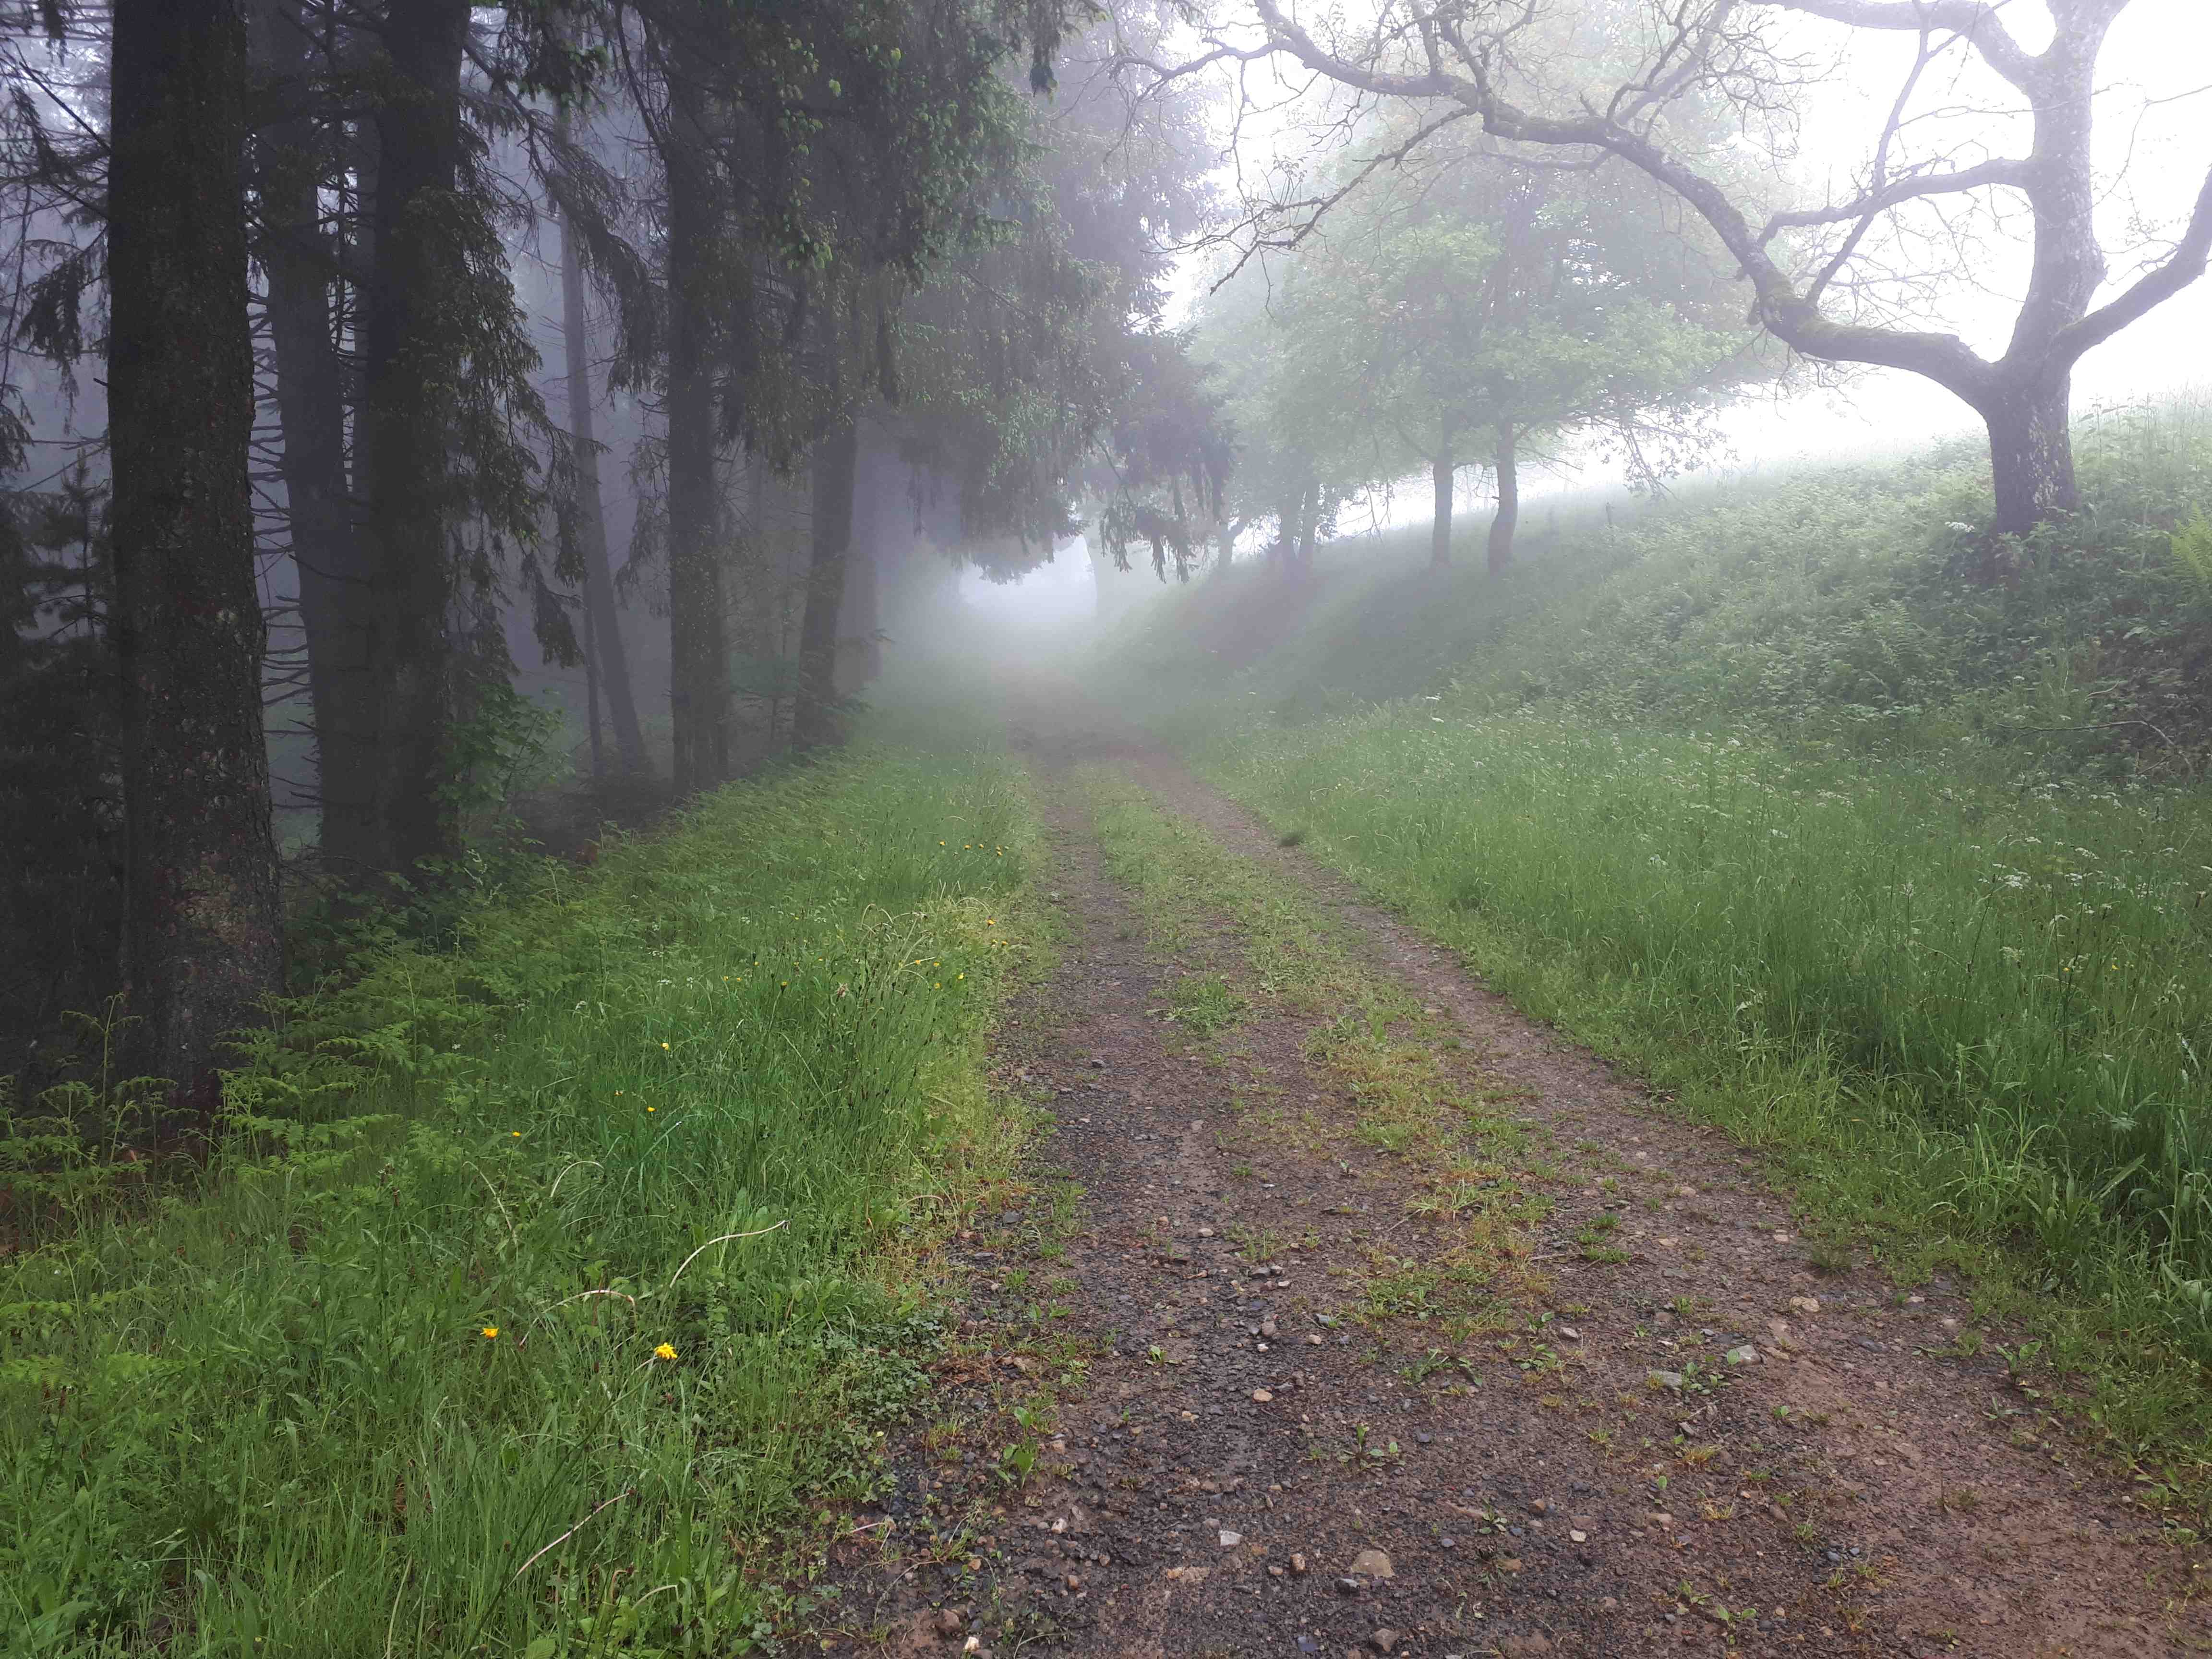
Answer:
[1486,421,1519,575]
[359,0,469,870]
[555,152,646,774]
[251,0,380,868]
[663,112,729,795]
[109,0,284,1096]
[1981,372,2078,538]
[794,411,860,752]
[1430,440,1455,567]
[1295,477,1319,568]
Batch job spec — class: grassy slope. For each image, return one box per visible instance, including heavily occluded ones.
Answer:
[2,726,1041,1656]
[1099,405,2212,1492]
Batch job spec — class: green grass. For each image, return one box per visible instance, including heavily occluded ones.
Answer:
[0,727,1042,1656]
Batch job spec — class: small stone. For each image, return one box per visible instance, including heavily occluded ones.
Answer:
[1064,1573,1081,1590]
[1198,1227,1214,1238]
[1371,1631,1401,1654]
[1788,1295,1820,1315]
[1674,1185,1695,1197]
[1050,1518,1067,1533]
[1268,1564,1285,1578]
[1334,1577,1362,1596]
[1568,1529,1587,1543]
[1499,1636,1553,1658]
[1291,1552,1309,1575]
[1527,1499,1548,1516]
[1647,1512,1675,1529]
[1087,1057,1105,1068]
[1252,1389,1274,1403]
[1415,1432,1431,1445]
[1559,1326,1580,1340]
[1725,1344,1759,1366]
[1306,1334,1325,1346]
[934,1609,965,1637]
[1219,1530,1242,1547]
[1261,1320,1278,1338]
[1350,1548,1394,1580]
[1647,1369,1685,1391]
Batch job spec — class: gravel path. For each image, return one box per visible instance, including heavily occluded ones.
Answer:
[819,723,2204,1659]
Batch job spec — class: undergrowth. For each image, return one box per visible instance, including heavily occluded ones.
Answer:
[0,728,1042,1656]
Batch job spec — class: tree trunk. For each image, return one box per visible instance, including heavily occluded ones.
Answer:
[1296,478,1319,568]
[1430,443,1455,567]
[1982,373,2078,541]
[109,0,284,1097]
[663,120,728,794]
[556,114,646,775]
[794,411,860,752]
[1486,421,1519,575]
[250,0,380,869]
[359,0,469,870]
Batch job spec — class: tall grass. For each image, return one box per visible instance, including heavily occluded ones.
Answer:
[1,730,1037,1656]
[1186,700,2212,1350]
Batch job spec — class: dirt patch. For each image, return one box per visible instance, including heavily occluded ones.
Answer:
[816,727,2207,1658]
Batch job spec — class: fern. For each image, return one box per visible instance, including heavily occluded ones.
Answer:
[2174,507,2212,601]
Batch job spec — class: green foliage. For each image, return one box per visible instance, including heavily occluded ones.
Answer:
[0,727,1039,1654]
[2173,506,2212,602]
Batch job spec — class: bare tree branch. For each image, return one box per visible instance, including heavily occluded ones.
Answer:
[2052,160,2212,366]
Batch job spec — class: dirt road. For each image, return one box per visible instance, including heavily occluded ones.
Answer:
[818,729,2204,1658]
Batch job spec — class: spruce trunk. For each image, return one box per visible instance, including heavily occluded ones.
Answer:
[663,120,728,794]
[360,0,469,870]
[556,179,646,774]
[109,0,284,1098]
[794,413,860,753]
[251,0,379,869]
[1486,421,1519,575]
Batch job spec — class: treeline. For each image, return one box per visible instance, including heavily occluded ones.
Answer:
[0,0,1232,1102]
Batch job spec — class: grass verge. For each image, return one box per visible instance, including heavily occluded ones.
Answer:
[1,727,1044,1656]
[1174,706,2212,1504]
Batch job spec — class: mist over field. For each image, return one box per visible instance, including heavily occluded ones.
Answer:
[6,2,2212,1653]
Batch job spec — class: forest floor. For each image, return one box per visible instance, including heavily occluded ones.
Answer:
[812,703,2209,1659]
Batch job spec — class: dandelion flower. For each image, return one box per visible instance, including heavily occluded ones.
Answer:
[661,1041,671,1050]
[653,1342,678,1361]
[481,1325,501,1340]
[511,1131,522,1138]
[647,1106,657,1113]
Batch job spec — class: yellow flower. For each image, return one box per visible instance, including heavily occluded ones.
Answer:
[511,1131,522,1138]
[481,1325,500,1340]
[661,1041,671,1050]
[653,1342,678,1361]
[647,1106,657,1113]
